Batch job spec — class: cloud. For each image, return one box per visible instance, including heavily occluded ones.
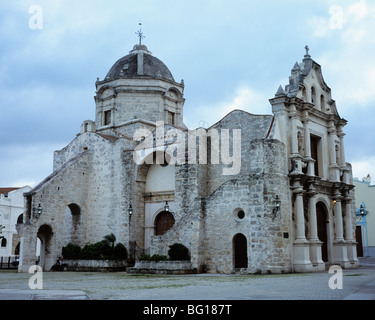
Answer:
[184,85,270,129]
[307,1,375,108]
[350,156,375,182]
[0,142,64,187]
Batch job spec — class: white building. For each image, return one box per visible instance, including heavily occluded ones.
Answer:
[0,186,31,257]
[353,175,375,257]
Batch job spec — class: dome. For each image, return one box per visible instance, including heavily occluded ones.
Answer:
[105,44,175,82]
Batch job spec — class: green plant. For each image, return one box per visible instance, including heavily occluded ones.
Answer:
[168,243,190,261]
[113,243,127,260]
[62,243,81,259]
[151,254,168,261]
[139,254,168,261]
[62,234,128,260]
[103,233,116,250]
[139,254,152,261]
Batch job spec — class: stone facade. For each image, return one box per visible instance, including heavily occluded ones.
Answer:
[17,44,359,273]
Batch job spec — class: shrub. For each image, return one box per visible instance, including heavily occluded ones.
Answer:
[62,235,128,260]
[113,243,128,260]
[62,243,81,259]
[168,243,190,261]
[139,254,168,261]
[151,254,168,261]
[139,254,152,261]
[80,242,103,259]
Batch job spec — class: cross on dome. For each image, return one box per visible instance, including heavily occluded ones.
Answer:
[135,22,145,45]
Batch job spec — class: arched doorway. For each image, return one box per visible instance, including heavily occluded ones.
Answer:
[233,233,248,269]
[154,211,175,236]
[37,224,53,271]
[316,202,328,262]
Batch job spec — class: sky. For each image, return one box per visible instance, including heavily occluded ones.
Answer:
[0,0,374,188]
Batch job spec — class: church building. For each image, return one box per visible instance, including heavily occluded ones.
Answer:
[17,41,359,273]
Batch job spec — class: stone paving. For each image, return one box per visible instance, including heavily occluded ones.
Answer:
[0,258,374,300]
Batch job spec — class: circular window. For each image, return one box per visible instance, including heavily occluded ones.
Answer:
[233,208,245,220]
[237,210,245,219]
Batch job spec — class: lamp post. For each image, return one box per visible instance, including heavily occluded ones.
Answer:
[31,203,43,223]
[128,204,133,217]
[127,203,135,264]
[164,201,169,212]
[272,195,281,220]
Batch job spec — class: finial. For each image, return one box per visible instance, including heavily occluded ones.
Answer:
[304,45,311,59]
[305,45,309,55]
[135,22,145,45]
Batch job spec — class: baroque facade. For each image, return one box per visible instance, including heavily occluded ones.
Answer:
[17,43,359,273]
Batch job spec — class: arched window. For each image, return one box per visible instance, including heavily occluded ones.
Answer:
[17,214,23,224]
[320,94,325,111]
[311,87,316,104]
[302,87,307,101]
[1,238,7,247]
[154,211,175,235]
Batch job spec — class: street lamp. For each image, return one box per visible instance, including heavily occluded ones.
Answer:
[272,195,281,220]
[359,205,365,216]
[164,201,169,212]
[127,204,133,216]
[32,203,43,222]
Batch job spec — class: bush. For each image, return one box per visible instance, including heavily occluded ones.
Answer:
[151,254,168,261]
[168,243,190,261]
[139,254,168,261]
[62,243,81,259]
[62,234,128,260]
[139,254,152,261]
[113,243,128,260]
[81,242,104,259]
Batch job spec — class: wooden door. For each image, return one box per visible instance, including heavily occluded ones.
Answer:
[356,226,363,257]
[316,203,328,262]
[233,234,248,268]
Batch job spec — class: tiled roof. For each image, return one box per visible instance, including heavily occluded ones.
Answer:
[0,187,20,195]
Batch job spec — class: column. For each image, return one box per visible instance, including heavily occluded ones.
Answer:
[334,197,344,241]
[290,107,299,155]
[328,121,340,182]
[289,106,303,174]
[308,192,318,241]
[303,117,315,176]
[292,179,312,272]
[295,190,306,241]
[344,197,354,242]
[344,194,360,267]
[332,191,350,268]
[338,126,350,184]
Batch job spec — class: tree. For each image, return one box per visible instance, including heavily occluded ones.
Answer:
[103,233,116,250]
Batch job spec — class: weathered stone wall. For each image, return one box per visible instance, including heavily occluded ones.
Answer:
[19,151,90,272]
[148,135,292,274]
[202,139,292,274]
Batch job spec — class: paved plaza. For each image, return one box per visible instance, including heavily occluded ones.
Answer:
[0,258,374,301]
